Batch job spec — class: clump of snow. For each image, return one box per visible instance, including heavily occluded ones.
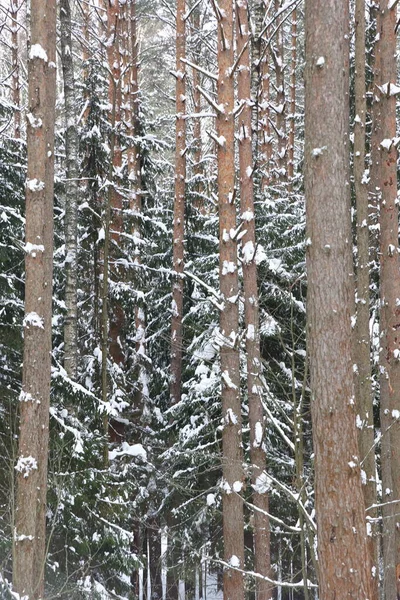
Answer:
[229,555,240,568]
[29,43,48,62]
[253,421,263,447]
[25,242,45,257]
[26,179,45,192]
[222,371,238,391]
[222,260,236,275]
[241,210,254,222]
[15,455,38,478]
[247,324,255,341]
[26,112,43,128]
[232,481,243,493]
[242,240,255,264]
[19,391,40,404]
[225,408,238,425]
[253,472,271,494]
[109,442,147,462]
[206,493,215,506]
[23,312,44,329]
[312,146,327,157]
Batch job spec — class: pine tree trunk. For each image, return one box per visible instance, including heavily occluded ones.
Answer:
[304,0,372,596]
[376,1,400,596]
[60,0,79,380]
[107,0,124,371]
[287,9,296,185]
[236,3,272,599]
[128,0,147,410]
[170,0,186,406]
[10,0,20,139]
[217,2,245,599]
[368,6,395,597]
[191,7,204,215]
[353,0,378,597]
[12,0,57,595]
[273,0,286,180]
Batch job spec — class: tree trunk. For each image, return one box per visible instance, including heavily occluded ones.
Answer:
[12,0,57,595]
[273,0,286,180]
[304,0,372,596]
[10,0,20,139]
[191,6,204,215]
[253,1,272,191]
[376,1,400,596]
[368,5,395,598]
[101,0,122,462]
[353,0,378,597]
[170,0,186,406]
[236,2,272,599]
[287,8,296,185]
[60,0,79,380]
[217,2,245,599]
[128,0,147,413]
[107,0,124,371]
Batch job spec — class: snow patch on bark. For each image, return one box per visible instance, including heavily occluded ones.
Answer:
[29,43,48,62]
[23,312,44,328]
[15,455,38,478]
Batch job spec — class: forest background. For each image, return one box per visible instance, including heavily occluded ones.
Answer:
[0,0,398,599]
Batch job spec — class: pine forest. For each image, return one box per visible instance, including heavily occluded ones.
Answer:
[0,0,399,598]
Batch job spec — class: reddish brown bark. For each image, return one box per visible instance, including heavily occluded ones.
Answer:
[217,2,245,599]
[236,2,272,598]
[272,0,286,180]
[10,0,20,138]
[191,7,204,215]
[287,9,296,184]
[376,1,400,595]
[353,0,378,597]
[304,0,372,597]
[127,0,147,409]
[170,0,186,406]
[13,0,57,596]
[107,0,124,366]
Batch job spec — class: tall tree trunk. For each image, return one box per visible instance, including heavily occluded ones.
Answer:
[353,0,378,597]
[304,0,372,596]
[60,0,79,380]
[253,1,272,190]
[287,8,296,185]
[236,2,272,599]
[368,5,395,597]
[101,0,122,461]
[191,6,204,215]
[12,0,57,595]
[217,2,245,599]
[128,0,147,411]
[107,0,124,371]
[10,0,20,139]
[376,1,400,596]
[273,0,286,180]
[170,0,186,406]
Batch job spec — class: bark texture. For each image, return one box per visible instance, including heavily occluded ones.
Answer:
[376,1,400,596]
[353,0,378,597]
[128,0,148,411]
[287,8,296,184]
[236,2,272,599]
[10,0,20,138]
[273,0,286,180]
[170,0,186,406]
[60,0,79,380]
[13,0,57,595]
[217,2,245,599]
[304,0,372,597]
